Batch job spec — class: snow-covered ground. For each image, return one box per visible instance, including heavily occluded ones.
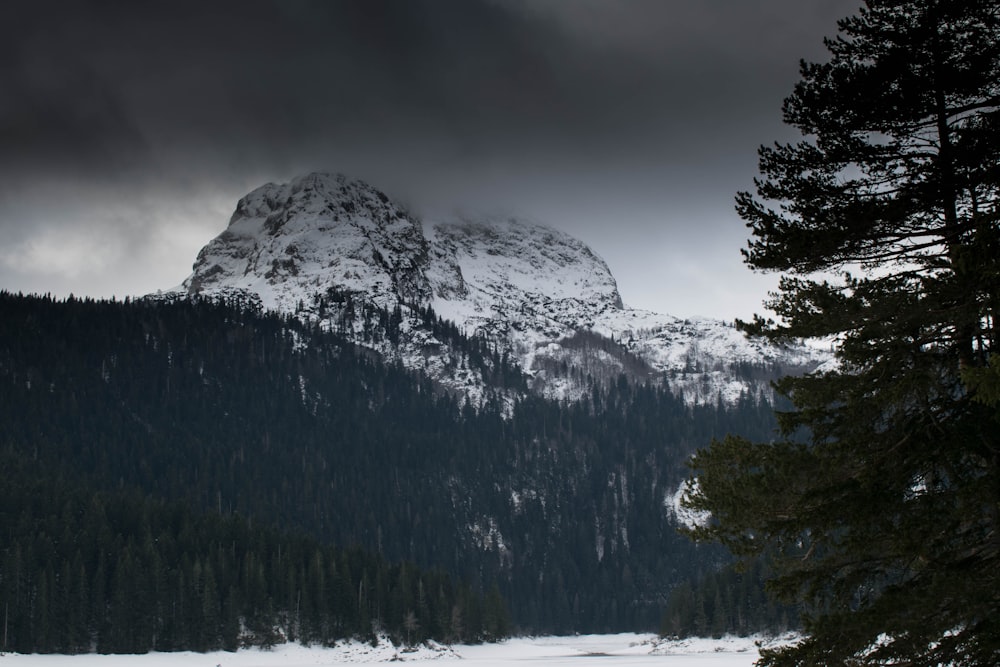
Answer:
[1,634,793,666]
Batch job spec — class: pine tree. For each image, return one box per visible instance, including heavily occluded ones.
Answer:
[685,1,1000,665]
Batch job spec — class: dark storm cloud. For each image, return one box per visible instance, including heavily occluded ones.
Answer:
[1,0,853,182]
[1,0,862,316]
[1,14,148,179]
[3,0,583,180]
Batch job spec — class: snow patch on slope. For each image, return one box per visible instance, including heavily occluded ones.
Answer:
[665,479,711,530]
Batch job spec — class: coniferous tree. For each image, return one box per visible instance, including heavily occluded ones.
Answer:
[686,2,1000,666]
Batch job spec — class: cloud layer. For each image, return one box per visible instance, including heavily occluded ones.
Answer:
[1,0,860,318]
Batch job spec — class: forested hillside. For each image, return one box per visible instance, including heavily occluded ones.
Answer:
[0,292,785,646]
[0,455,504,653]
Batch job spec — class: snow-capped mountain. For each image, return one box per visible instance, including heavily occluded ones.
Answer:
[171,172,824,403]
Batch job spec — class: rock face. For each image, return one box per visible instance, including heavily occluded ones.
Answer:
[186,173,432,310]
[176,172,824,403]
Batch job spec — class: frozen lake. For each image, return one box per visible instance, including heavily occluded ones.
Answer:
[1,634,787,667]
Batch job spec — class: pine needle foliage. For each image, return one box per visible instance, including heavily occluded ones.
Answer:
[684,1,1000,665]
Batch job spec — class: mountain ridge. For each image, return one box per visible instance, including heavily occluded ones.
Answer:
[171,172,825,404]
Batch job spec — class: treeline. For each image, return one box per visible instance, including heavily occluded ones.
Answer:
[0,455,507,654]
[660,559,797,639]
[0,291,783,638]
[304,288,528,392]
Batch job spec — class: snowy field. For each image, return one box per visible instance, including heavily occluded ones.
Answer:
[1,634,790,667]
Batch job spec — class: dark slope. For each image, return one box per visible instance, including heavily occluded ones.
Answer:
[0,292,779,636]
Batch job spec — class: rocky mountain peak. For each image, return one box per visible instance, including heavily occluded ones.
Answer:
[174,173,827,405]
[182,173,625,334]
[185,172,431,310]
[229,172,407,234]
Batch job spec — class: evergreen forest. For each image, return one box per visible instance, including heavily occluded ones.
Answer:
[1,454,506,653]
[0,292,787,652]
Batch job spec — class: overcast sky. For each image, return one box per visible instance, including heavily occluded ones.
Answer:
[1,0,860,320]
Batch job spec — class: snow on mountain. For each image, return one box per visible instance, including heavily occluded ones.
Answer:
[171,172,826,404]
[184,172,431,311]
[427,216,623,332]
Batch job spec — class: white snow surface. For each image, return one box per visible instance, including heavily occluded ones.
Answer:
[0,633,796,666]
[425,216,623,346]
[181,173,431,312]
[169,172,829,404]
